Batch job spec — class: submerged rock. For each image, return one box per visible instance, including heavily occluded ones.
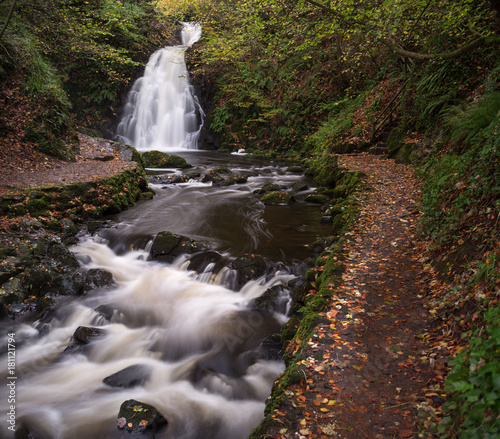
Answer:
[117,399,168,434]
[103,364,152,388]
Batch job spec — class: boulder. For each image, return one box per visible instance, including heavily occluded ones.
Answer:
[254,183,280,195]
[141,150,191,169]
[231,254,268,288]
[260,191,295,205]
[305,193,330,204]
[117,400,167,434]
[73,326,106,344]
[150,231,204,263]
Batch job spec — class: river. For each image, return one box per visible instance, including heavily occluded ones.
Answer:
[0,23,328,439]
[0,151,327,439]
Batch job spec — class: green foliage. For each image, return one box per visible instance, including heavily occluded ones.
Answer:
[443,91,500,149]
[440,307,500,438]
[0,20,78,159]
[418,89,500,255]
[9,0,167,122]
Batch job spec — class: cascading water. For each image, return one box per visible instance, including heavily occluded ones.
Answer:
[0,21,329,439]
[115,22,204,151]
[0,151,329,438]
[0,242,290,439]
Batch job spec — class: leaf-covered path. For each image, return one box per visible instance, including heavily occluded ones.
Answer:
[271,154,436,438]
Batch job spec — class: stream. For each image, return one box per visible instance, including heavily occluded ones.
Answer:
[0,23,328,439]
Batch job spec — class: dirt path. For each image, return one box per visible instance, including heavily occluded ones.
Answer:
[0,134,137,195]
[271,154,435,438]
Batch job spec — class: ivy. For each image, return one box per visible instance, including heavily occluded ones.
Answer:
[441,306,500,438]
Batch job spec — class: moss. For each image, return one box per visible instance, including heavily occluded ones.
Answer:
[260,191,295,204]
[26,198,49,216]
[141,150,191,169]
[305,193,330,204]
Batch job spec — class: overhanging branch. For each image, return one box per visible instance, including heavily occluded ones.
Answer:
[381,35,500,60]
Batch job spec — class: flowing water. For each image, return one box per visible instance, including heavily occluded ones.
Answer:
[115,22,204,151]
[0,23,329,439]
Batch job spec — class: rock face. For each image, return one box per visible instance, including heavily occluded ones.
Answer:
[150,231,204,263]
[117,400,168,435]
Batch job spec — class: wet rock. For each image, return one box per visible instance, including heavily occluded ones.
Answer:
[221,175,248,186]
[200,170,224,184]
[73,326,106,344]
[286,165,303,173]
[117,399,167,434]
[0,256,22,284]
[85,268,113,289]
[291,181,308,192]
[250,285,288,316]
[148,174,189,185]
[305,193,330,204]
[141,150,191,169]
[186,251,224,274]
[259,334,283,361]
[150,231,204,263]
[254,183,280,195]
[260,191,295,205]
[231,254,268,288]
[94,304,117,322]
[103,364,152,388]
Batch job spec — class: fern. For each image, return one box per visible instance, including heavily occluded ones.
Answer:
[443,91,500,147]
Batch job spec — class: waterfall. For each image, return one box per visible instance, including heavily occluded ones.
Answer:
[116,22,204,151]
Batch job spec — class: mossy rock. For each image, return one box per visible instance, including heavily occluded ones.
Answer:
[200,170,224,184]
[150,231,203,263]
[141,150,191,169]
[254,183,280,194]
[286,165,303,173]
[305,193,330,204]
[231,253,268,288]
[260,191,295,205]
[221,175,248,186]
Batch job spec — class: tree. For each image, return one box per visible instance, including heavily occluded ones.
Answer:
[0,0,17,40]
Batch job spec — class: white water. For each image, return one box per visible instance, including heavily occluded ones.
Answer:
[0,241,290,439]
[115,22,204,151]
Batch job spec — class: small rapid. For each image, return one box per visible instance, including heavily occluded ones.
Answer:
[1,238,291,439]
